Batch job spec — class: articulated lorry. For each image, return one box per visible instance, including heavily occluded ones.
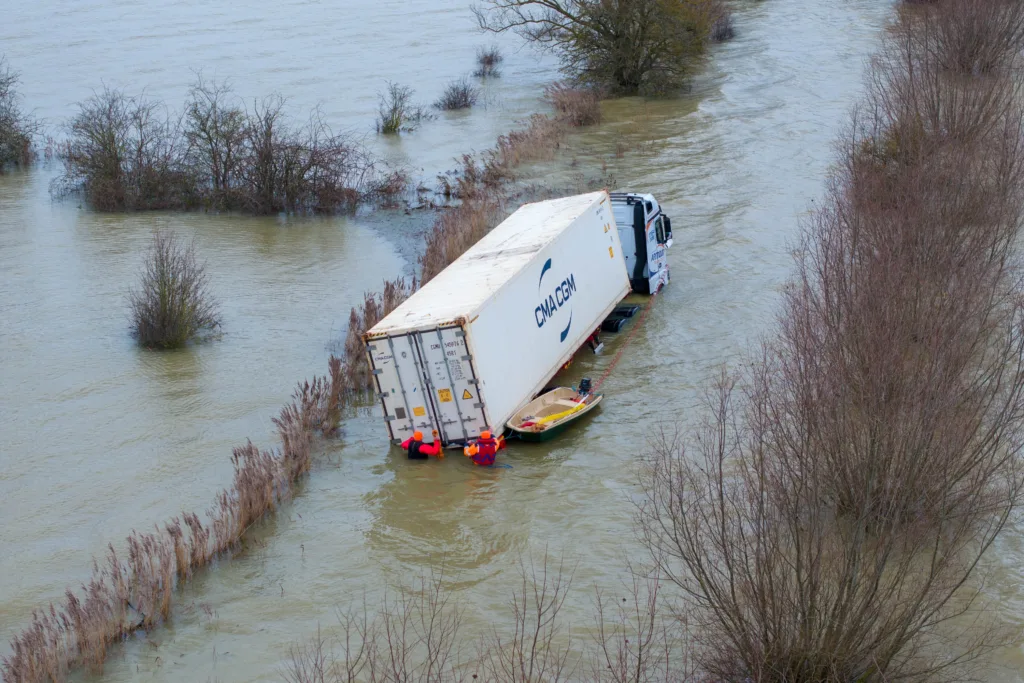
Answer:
[364,190,674,447]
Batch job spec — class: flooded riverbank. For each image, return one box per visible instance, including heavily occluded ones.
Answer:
[7,0,1022,680]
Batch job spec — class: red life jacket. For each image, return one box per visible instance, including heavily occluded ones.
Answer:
[472,437,498,466]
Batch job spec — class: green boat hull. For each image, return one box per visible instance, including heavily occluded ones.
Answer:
[508,393,603,442]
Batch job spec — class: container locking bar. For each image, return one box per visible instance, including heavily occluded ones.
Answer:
[434,327,470,443]
[386,336,416,438]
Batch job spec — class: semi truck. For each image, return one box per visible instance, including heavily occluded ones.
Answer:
[364,190,673,447]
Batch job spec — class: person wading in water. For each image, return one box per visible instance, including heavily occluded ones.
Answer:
[400,430,442,459]
[464,430,505,466]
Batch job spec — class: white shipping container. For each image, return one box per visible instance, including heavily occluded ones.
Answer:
[365,191,629,446]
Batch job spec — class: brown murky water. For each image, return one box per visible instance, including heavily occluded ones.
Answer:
[4,0,1023,680]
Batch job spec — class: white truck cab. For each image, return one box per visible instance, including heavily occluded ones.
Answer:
[609,192,673,294]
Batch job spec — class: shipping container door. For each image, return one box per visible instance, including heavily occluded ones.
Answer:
[413,326,488,445]
[367,333,436,444]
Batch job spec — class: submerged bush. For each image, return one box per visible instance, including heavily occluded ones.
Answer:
[0,56,36,169]
[58,80,396,213]
[129,231,220,349]
[435,77,480,111]
[544,82,602,126]
[60,88,193,210]
[375,82,427,134]
[473,45,504,77]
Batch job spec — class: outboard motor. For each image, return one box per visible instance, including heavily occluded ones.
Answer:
[578,378,593,396]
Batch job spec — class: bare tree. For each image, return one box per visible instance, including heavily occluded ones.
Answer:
[587,571,695,683]
[183,75,247,207]
[473,0,728,93]
[477,550,579,682]
[0,56,37,169]
[639,372,1017,682]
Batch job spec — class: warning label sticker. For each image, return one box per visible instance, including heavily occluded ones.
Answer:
[462,389,474,400]
[438,388,453,403]
[413,406,426,416]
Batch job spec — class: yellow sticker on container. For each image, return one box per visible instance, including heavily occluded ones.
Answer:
[438,388,453,403]
[413,406,426,416]
[609,246,614,258]
[462,389,474,400]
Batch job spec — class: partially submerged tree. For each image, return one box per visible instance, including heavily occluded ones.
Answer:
[473,0,728,93]
[0,56,38,169]
[129,231,220,349]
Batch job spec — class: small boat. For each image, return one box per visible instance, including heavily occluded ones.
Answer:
[506,387,603,442]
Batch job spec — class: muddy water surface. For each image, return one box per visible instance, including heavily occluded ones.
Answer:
[5,0,1022,680]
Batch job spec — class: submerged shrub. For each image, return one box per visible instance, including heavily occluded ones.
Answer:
[375,82,427,134]
[435,77,480,111]
[129,231,220,349]
[57,81,393,214]
[59,88,193,210]
[0,56,36,169]
[474,45,504,78]
[544,82,602,127]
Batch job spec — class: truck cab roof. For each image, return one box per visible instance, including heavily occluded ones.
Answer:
[609,192,661,224]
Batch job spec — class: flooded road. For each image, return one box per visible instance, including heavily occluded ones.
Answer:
[5,0,1022,680]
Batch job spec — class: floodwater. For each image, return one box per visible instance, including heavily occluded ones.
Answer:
[3,0,1022,680]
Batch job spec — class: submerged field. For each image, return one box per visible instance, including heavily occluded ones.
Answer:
[7,0,1024,680]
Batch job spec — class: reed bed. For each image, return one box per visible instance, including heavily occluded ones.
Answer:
[1,355,347,683]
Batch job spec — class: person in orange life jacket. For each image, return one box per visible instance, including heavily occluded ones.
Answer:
[463,430,505,466]
[400,431,442,459]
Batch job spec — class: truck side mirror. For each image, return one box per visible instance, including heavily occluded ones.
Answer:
[664,216,673,240]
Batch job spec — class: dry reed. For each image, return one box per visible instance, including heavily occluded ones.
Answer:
[1,355,347,683]
[340,278,415,392]
[544,82,603,127]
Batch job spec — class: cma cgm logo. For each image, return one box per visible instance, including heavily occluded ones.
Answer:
[535,258,577,343]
